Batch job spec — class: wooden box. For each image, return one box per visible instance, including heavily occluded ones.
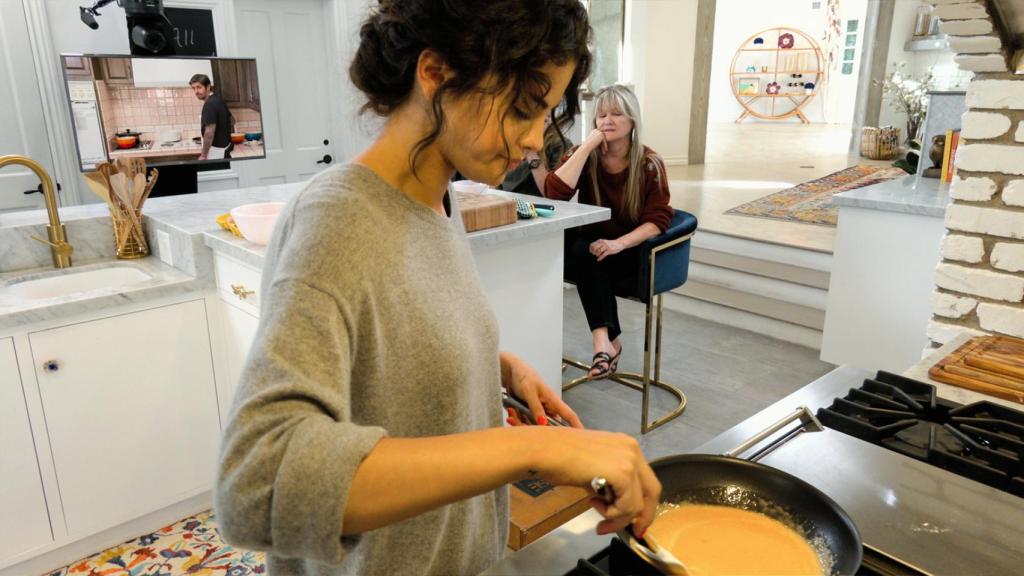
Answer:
[508,478,591,550]
[457,191,517,233]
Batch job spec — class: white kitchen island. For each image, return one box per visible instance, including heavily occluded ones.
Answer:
[820,175,949,373]
[0,179,607,575]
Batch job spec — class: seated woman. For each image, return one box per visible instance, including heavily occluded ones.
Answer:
[500,115,572,196]
[545,84,673,380]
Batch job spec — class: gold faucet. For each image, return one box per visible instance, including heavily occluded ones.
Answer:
[0,155,73,268]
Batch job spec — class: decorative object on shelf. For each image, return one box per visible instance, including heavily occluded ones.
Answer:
[725,165,909,227]
[83,158,158,259]
[730,27,825,123]
[745,65,757,73]
[940,129,961,183]
[860,126,901,161]
[913,5,934,37]
[875,62,933,145]
[753,37,764,45]
[737,77,759,95]
[922,134,946,179]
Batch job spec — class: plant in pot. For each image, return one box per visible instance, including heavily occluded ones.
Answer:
[875,62,933,146]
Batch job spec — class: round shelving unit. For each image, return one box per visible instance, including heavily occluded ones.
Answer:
[730,27,825,124]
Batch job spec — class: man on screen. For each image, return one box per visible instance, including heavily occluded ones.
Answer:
[189,73,233,160]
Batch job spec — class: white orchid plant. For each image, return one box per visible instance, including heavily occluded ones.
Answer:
[877,62,934,145]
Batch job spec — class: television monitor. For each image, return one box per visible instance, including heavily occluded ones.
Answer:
[60,54,265,171]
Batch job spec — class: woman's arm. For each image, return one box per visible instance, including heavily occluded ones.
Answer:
[589,222,661,262]
[552,128,605,190]
[344,423,658,537]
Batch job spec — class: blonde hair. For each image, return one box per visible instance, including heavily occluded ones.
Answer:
[586,84,663,223]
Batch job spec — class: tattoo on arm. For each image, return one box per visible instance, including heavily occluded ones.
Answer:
[201,125,216,156]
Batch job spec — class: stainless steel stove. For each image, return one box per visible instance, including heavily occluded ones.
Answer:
[483,361,1024,576]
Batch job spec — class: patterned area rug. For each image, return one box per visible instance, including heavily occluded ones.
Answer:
[724,165,908,227]
[47,510,264,576]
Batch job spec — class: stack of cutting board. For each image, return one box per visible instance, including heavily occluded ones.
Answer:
[456,191,517,233]
[929,335,1024,404]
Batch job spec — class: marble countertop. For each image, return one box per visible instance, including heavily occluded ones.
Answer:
[203,188,609,269]
[832,174,950,217]
[0,258,196,330]
[0,179,608,328]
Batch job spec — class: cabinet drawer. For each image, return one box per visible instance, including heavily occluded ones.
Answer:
[214,254,262,315]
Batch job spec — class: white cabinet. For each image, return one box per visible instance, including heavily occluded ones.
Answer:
[212,253,262,425]
[0,337,52,562]
[31,299,221,538]
[218,300,259,423]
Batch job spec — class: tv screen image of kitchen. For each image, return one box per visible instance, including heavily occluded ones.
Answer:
[60,54,266,171]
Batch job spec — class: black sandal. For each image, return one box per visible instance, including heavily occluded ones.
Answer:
[608,346,622,374]
[587,351,613,380]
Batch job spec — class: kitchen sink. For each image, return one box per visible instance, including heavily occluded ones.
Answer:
[4,265,153,301]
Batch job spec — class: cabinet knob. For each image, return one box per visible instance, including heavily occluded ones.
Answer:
[231,284,255,300]
[43,360,60,373]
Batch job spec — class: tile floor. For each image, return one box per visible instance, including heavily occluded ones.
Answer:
[667,123,891,253]
[560,286,835,459]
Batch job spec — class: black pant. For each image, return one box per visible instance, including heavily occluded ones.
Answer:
[566,231,642,342]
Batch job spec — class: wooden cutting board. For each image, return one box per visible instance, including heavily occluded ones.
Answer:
[929,335,1024,404]
[457,191,517,233]
[508,478,591,550]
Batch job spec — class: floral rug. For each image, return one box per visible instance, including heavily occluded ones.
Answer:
[724,165,908,226]
[46,510,264,576]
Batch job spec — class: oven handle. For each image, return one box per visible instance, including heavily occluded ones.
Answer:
[724,406,823,462]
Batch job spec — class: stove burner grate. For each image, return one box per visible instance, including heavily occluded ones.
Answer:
[818,372,1024,497]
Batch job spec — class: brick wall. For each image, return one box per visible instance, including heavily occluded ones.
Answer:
[927,0,1024,344]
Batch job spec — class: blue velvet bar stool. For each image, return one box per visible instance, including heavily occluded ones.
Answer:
[562,209,698,434]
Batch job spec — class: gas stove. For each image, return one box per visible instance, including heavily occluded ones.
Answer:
[817,371,1024,497]
[482,362,1024,576]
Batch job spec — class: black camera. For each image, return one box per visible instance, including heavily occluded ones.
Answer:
[80,0,174,54]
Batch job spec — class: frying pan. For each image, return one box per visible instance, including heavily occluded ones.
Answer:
[620,408,863,575]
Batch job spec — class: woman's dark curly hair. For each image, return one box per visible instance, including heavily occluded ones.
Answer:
[349,0,591,171]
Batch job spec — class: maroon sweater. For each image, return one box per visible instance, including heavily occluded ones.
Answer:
[545,145,673,239]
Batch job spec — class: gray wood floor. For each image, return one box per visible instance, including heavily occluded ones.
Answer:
[559,287,834,460]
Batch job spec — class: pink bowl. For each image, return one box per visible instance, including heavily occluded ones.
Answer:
[229,202,284,245]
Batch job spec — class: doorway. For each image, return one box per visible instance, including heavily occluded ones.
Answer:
[0,1,57,213]
[231,0,334,187]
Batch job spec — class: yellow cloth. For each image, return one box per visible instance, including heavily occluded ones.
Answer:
[217,213,244,238]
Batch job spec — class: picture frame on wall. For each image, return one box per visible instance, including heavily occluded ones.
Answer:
[737,77,759,95]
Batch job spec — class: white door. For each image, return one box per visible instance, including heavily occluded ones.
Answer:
[234,0,334,186]
[0,337,52,565]
[32,300,221,538]
[0,1,58,213]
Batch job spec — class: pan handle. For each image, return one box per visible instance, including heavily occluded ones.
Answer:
[724,406,823,462]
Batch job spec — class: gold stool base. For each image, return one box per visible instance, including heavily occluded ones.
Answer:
[561,357,687,434]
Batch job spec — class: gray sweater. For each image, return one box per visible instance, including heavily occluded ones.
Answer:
[215,163,509,575]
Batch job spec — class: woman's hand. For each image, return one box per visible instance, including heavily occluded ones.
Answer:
[584,128,608,155]
[530,428,661,537]
[501,352,582,428]
[590,238,625,262]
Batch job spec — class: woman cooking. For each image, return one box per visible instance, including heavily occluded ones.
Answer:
[214,1,660,575]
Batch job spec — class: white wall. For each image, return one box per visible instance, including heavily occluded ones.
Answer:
[707,0,866,125]
[45,0,130,55]
[623,0,698,165]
